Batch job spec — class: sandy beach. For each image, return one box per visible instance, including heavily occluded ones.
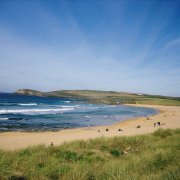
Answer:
[0,104,179,150]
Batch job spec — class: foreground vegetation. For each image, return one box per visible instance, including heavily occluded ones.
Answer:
[16,89,180,106]
[0,129,180,180]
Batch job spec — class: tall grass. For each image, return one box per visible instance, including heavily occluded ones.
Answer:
[0,129,180,180]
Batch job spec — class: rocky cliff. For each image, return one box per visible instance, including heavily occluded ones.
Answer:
[15,89,45,96]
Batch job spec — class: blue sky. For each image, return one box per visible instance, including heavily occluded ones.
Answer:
[0,0,180,96]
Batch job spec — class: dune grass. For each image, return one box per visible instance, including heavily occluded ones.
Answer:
[0,129,180,180]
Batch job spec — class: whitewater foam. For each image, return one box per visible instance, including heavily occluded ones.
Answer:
[62,101,71,103]
[0,103,16,106]
[0,118,9,120]
[61,105,76,108]
[18,103,38,106]
[61,105,79,108]
[85,115,91,119]
[0,107,75,115]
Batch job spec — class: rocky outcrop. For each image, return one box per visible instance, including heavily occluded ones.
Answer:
[15,89,44,96]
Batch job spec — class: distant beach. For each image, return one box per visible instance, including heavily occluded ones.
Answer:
[0,104,179,150]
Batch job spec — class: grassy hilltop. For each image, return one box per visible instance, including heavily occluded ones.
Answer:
[15,89,180,106]
[0,129,179,180]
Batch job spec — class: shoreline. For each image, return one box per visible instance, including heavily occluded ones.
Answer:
[0,104,179,150]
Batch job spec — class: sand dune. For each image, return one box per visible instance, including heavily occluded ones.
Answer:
[0,104,179,150]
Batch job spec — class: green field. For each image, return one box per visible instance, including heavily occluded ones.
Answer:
[0,129,180,180]
[16,89,180,106]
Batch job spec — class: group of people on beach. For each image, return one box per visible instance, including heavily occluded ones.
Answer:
[97,128,123,132]
[97,120,165,133]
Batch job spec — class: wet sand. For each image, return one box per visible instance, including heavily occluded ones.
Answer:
[0,104,179,150]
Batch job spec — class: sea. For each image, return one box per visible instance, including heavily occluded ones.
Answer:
[0,93,158,132]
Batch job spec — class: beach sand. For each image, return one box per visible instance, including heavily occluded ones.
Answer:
[0,104,179,150]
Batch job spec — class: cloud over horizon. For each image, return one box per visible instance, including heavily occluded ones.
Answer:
[0,0,180,96]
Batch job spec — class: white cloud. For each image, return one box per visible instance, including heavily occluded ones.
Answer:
[164,38,180,49]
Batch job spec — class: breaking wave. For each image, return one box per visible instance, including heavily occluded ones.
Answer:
[18,103,38,106]
[0,107,75,115]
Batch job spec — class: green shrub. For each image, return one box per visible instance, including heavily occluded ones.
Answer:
[153,153,169,170]
[110,149,124,157]
[57,150,83,161]
[153,129,173,138]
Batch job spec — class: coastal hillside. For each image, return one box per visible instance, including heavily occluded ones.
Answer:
[15,89,180,106]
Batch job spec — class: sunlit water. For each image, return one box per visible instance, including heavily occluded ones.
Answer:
[0,93,158,132]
